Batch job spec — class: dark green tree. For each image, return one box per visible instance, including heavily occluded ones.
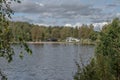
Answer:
[31,26,40,41]
[51,27,60,39]
[73,27,79,38]
[74,18,120,80]
[60,27,72,40]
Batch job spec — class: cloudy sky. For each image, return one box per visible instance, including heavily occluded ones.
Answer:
[10,0,120,26]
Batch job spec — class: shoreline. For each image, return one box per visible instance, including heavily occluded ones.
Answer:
[26,42,66,44]
[26,41,95,45]
[11,41,96,45]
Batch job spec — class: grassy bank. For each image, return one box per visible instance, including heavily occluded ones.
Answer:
[10,39,96,45]
[80,39,96,45]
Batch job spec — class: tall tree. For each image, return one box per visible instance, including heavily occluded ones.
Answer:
[31,26,40,42]
[60,27,72,40]
[73,27,79,38]
[74,18,120,80]
[51,28,60,39]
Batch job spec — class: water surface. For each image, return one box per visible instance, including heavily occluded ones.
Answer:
[0,43,94,80]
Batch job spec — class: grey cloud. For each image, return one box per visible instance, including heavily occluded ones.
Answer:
[12,16,44,23]
[90,13,115,23]
[11,1,42,13]
[12,0,119,24]
[11,1,102,19]
[47,4,102,19]
[12,16,35,23]
[91,19,108,23]
[106,3,118,8]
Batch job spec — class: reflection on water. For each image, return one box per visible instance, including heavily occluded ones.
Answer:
[0,43,94,80]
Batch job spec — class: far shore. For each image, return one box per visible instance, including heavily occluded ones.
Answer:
[26,41,95,45]
[11,41,96,45]
[26,42,68,44]
[26,41,78,44]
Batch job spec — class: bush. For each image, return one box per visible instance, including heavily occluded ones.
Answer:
[74,18,120,80]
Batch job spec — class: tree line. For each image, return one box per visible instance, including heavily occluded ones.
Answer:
[9,21,99,42]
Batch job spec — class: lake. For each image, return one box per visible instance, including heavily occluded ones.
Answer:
[0,43,94,80]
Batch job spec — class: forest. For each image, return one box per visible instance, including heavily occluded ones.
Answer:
[9,21,99,42]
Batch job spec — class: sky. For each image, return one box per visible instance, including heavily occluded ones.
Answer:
[10,0,120,26]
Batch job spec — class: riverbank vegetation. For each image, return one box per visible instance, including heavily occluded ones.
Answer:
[74,18,120,80]
[9,21,99,44]
[0,0,32,79]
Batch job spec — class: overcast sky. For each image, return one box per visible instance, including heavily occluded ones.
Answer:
[10,0,120,26]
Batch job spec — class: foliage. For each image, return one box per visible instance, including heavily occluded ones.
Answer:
[0,0,32,62]
[74,18,120,80]
[0,0,32,79]
[9,21,97,42]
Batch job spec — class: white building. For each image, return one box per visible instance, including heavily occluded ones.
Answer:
[66,37,80,42]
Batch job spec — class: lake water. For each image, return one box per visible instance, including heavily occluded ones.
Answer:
[0,43,94,80]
